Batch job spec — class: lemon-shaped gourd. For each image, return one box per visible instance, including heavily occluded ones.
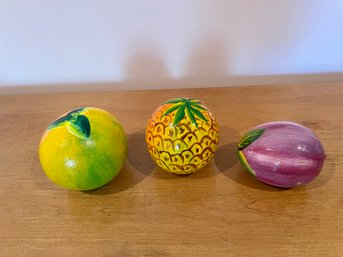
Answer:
[39,107,127,190]
[146,97,219,174]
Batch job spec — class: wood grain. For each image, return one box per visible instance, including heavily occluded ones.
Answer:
[0,84,342,257]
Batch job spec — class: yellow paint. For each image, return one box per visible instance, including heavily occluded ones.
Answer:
[237,150,256,176]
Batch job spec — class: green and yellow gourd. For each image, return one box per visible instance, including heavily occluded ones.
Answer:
[39,107,127,190]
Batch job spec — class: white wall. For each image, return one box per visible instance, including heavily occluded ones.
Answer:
[1,0,343,93]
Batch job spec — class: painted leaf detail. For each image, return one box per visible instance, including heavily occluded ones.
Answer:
[191,104,207,111]
[162,103,182,117]
[66,108,84,118]
[162,97,209,128]
[47,107,90,140]
[48,115,70,130]
[66,115,91,139]
[164,98,183,104]
[73,115,91,138]
[185,107,197,128]
[48,107,85,130]
[189,106,208,122]
[173,105,186,126]
[238,128,265,150]
[237,151,256,176]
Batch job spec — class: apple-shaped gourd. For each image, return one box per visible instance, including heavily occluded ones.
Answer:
[39,107,127,190]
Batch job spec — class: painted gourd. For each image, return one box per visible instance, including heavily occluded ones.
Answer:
[146,97,219,174]
[237,121,326,188]
[39,107,127,190]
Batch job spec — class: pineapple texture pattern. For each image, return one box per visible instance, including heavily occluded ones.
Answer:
[146,98,219,174]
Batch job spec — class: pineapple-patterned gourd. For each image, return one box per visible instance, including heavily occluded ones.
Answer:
[146,97,219,174]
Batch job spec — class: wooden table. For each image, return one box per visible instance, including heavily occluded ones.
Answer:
[0,84,342,257]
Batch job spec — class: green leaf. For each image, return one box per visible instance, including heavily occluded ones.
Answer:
[237,151,256,176]
[66,115,91,139]
[48,115,69,130]
[162,103,182,117]
[189,106,208,122]
[162,98,210,128]
[238,128,265,150]
[66,107,84,118]
[173,105,186,126]
[185,106,198,128]
[74,115,90,138]
[191,103,208,111]
[164,98,183,104]
[47,107,85,130]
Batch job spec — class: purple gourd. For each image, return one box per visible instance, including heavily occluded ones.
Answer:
[237,121,326,188]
